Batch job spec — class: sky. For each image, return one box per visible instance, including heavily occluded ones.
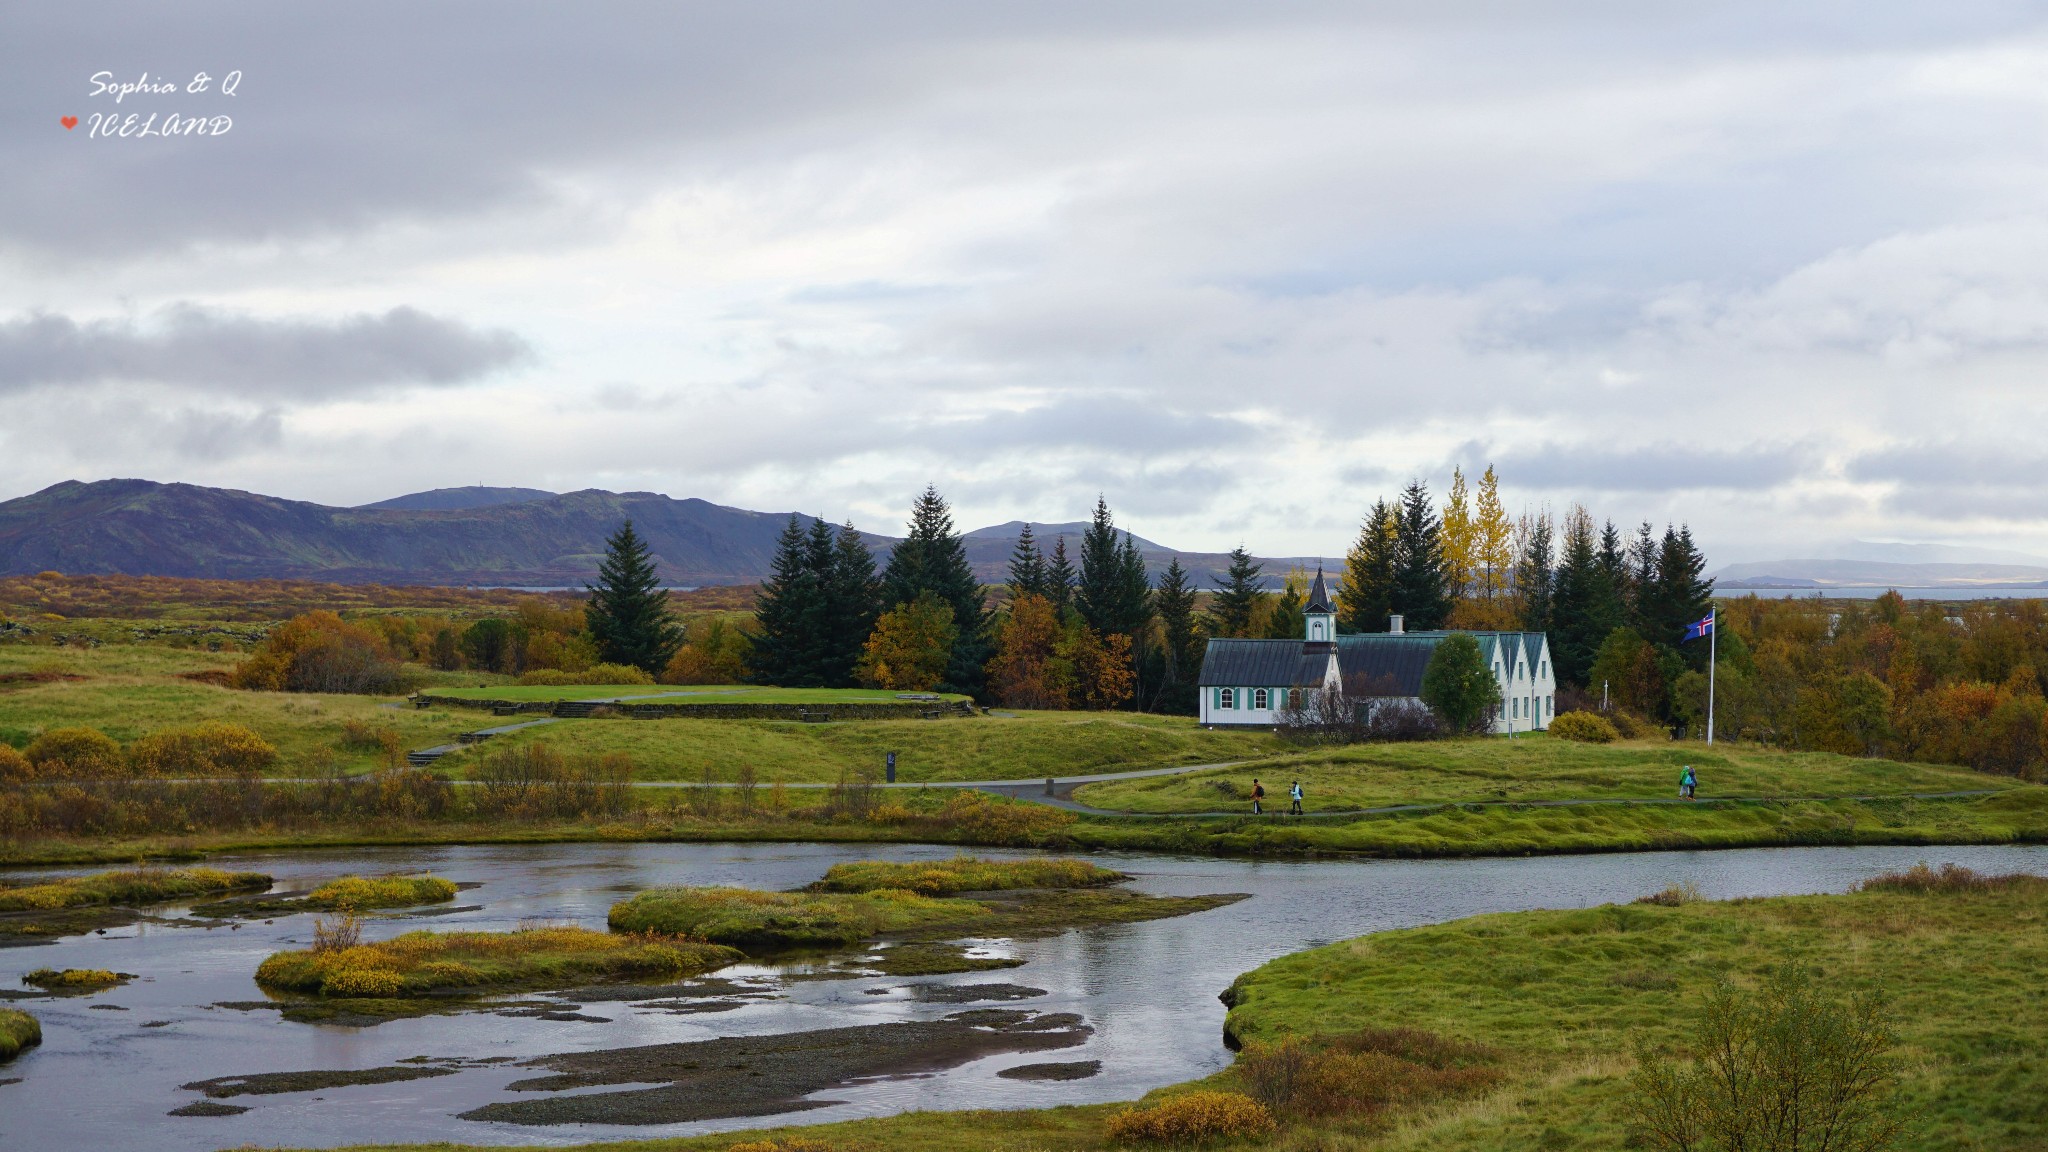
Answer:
[5,2,2048,565]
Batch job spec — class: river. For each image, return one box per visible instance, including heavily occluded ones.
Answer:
[3,840,2045,1151]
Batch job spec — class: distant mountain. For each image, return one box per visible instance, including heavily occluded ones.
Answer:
[1714,558,2048,589]
[359,486,557,512]
[0,480,866,587]
[0,479,1339,589]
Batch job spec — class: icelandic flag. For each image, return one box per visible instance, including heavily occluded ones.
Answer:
[1681,612,1715,642]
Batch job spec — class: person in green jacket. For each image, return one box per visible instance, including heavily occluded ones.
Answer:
[1680,765,1697,800]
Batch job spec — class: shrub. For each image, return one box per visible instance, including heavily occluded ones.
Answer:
[1105,1091,1274,1145]
[0,743,30,784]
[1421,633,1503,734]
[1550,710,1620,743]
[338,719,395,751]
[232,611,417,695]
[471,741,633,819]
[1625,966,1901,1152]
[125,721,278,777]
[934,791,1077,845]
[1610,711,1671,741]
[725,1139,853,1152]
[24,727,123,780]
[1856,862,2039,895]
[1636,881,1707,907]
[1235,1027,1502,1120]
[312,913,363,953]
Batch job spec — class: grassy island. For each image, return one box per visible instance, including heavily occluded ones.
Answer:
[0,1007,38,1062]
[610,856,1238,954]
[254,924,743,998]
[194,874,458,917]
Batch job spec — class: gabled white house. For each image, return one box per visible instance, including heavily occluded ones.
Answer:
[1196,570,1555,733]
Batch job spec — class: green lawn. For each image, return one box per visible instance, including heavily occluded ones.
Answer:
[452,709,1278,783]
[1072,734,2018,813]
[1220,872,2048,1150]
[0,644,473,773]
[428,684,970,704]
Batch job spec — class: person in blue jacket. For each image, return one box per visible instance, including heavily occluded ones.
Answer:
[1680,765,1697,800]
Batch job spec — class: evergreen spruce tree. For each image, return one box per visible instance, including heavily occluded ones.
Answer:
[1006,524,1047,601]
[1598,520,1629,604]
[1340,500,1398,633]
[1516,511,1556,635]
[1150,556,1202,715]
[1391,480,1454,630]
[1265,568,1306,639]
[823,521,881,687]
[747,515,826,686]
[1076,498,1153,637]
[1625,521,1659,636]
[1046,536,1076,613]
[1646,525,1715,663]
[878,486,989,697]
[1207,546,1266,638]
[1548,507,1618,687]
[584,519,685,675]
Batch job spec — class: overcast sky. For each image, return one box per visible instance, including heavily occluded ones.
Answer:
[5,2,2048,564]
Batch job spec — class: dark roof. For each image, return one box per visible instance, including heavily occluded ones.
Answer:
[1304,567,1334,615]
[1334,633,1440,697]
[1196,639,1331,688]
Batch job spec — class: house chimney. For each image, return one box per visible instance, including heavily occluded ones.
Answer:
[1388,614,1405,634]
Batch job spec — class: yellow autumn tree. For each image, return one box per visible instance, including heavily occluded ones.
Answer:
[1474,465,1514,604]
[987,593,1074,709]
[856,592,958,691]
[1441,467,1474,600]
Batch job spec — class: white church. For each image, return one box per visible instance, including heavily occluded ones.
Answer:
[1196,569,1556,733]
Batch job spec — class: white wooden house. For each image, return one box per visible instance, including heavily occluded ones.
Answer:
[1196,570,1555,733]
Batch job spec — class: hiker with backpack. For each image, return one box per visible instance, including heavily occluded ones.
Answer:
[1680,765,1697,801]
[1251,779,1265,815]
[1289,780,1304,816]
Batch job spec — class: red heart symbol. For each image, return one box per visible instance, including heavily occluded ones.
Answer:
[61,115,78,130]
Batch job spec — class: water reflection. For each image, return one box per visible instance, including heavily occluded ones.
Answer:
[1,840,2042,1151]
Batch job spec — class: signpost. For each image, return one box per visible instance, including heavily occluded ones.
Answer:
[885,751,896,784]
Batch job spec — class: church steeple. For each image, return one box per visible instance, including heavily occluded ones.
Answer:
[1304,566,1335,654]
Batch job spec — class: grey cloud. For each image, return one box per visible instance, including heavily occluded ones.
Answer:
[923,398,1259,456]
[0,305,530,398]
[1487,442,1816,492]
[1846,442,2045,488]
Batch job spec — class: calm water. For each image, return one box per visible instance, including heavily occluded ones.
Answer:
[3,840,2045,1152]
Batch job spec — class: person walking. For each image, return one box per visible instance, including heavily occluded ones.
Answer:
[1680,765,1697,801]
[1289,780,1304,816]
[1251,779,1265,815]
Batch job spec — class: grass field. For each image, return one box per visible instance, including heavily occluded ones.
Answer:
[0,643,1275,782]
[454,709,1277,783]
[1072,735,2020,813]
[1216,868,2048,1150]
[0,643,482,772]
[429,684,969,704]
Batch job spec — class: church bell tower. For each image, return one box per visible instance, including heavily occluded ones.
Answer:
[1303,567,1336,655]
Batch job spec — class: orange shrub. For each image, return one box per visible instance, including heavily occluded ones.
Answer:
[232,611,414,695]
[1105,1091,1274,1146]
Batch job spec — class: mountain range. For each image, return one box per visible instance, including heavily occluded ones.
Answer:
[0,480,1340,589]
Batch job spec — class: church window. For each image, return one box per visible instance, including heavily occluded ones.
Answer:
[1253,688,1270,710]
[1219,688,1235,710]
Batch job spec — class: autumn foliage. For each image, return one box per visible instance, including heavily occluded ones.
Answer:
[986,593,1135,711]
[232,611,414,694]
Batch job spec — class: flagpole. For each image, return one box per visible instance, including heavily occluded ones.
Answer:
[1706,608,1716,746]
